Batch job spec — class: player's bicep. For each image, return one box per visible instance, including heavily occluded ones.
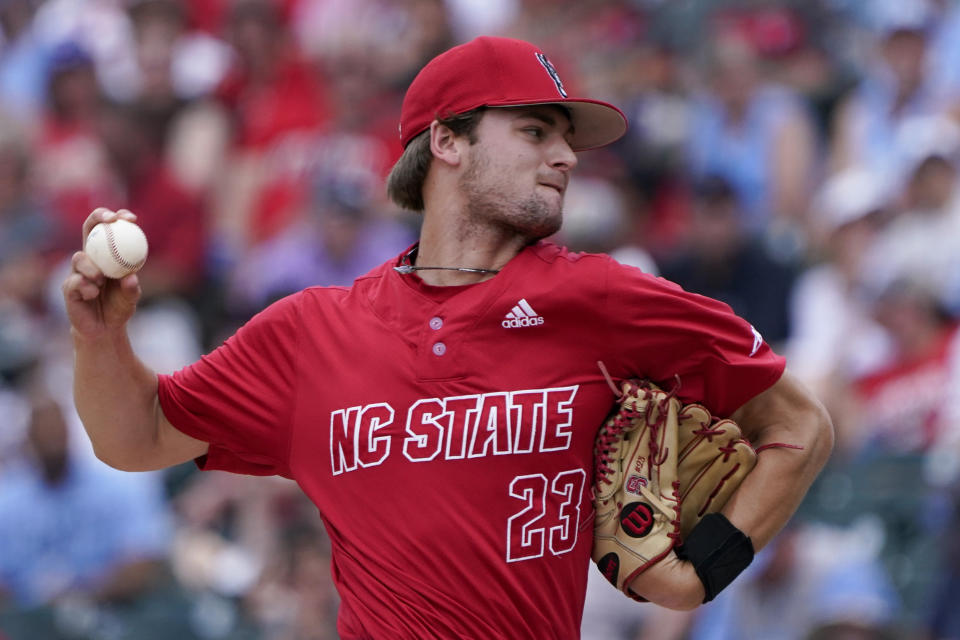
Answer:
[728,369,832,449]
[153,400,209,469]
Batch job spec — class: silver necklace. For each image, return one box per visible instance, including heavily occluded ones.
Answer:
[393,247,500,275]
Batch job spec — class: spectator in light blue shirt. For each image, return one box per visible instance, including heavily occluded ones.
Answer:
[0,396,172,608]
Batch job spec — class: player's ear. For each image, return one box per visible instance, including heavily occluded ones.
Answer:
[429,120,463,167]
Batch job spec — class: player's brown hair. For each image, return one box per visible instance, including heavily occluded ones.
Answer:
[386,108,486,212]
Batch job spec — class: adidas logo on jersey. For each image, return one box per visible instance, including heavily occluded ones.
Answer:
[502,299,544,328]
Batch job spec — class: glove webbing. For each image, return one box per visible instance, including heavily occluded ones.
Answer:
[593,402,643,488]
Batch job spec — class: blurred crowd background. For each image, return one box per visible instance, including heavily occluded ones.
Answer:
[2,0,960,638]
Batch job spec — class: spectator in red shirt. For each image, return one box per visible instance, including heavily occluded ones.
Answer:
[845,278,960,456]
[32,42,116,242]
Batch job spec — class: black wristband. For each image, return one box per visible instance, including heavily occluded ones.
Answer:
[674,513,754,603]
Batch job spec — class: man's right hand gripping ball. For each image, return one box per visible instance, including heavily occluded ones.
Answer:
[63,208,142,339]
[592,380,682,600]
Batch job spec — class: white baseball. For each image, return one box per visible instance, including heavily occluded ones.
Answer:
[84,219,149,279]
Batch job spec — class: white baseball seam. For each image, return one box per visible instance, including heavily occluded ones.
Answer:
[105,224,144,271]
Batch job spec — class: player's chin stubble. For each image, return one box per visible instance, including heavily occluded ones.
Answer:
[459,155,563,241]
[513,194,563,239]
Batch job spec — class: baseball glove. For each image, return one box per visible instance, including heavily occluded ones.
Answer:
[675,401,756,539]
[592,378,757,598]
[592,379,682,598]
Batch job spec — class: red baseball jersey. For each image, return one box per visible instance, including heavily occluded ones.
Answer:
[157,241,784,639]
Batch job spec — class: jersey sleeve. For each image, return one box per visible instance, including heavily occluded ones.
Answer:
[157,293,303,477]
[603,257,785,416]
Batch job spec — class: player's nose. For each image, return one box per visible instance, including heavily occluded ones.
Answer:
[549,136,578,172]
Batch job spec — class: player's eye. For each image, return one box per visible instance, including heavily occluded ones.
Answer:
[523,126,545,140]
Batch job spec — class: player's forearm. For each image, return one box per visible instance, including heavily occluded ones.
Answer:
[724,372,834,550]
[723,433,829,551]
[72,327,164,470]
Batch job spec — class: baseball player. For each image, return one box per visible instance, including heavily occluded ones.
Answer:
[62,36,833,639]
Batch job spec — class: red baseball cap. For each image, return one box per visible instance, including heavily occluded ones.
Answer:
[398,36,628,151]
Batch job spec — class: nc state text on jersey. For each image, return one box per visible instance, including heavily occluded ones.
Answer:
[330,386,579,475]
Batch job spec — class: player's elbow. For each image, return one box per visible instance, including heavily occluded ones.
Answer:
[807,394,835,468]
[89,441,147,472]
[87,430,169,472]
[780,382,835,471]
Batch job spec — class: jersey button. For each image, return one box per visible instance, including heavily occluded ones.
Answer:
[429,317,443,330]
[432,342,447,356]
